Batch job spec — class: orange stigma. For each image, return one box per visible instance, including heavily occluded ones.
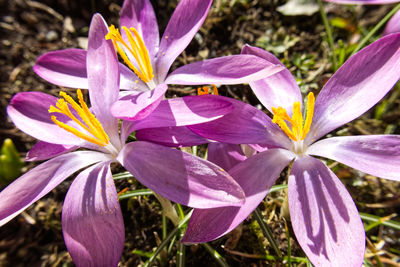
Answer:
[197,85,219,96]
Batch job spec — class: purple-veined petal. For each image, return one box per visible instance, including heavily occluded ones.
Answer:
[135,126,209,147]
[288,155,365,267]
[383,10,400,36]
[0,151,110,226]
[307,33,400,144]
[207,143,247,171]
[241,45,302,114]
[117,141,245,208]
[33,48,143,90]
[156,0,212,82]
[110,84,167,121]
[62,161,124,267]
[182,149,294,243]
[33,48,89,89]
[307,135,400,181]
[7,92,83,145]
[324,0,400,4]
[130,94,234,131]
[120,0,159,60]
[87,14,120,146]
[188,96,291,149]
[165,55,284,85]
[26,141,77,161]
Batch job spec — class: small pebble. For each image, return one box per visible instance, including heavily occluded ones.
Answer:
[46,30,58,41]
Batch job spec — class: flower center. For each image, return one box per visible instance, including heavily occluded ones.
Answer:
[271,92,315,142]
[197,85,219,95]
[48,90,110,147]
[105,25,154,84]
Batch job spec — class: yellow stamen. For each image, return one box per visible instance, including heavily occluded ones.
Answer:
[271,92,315,141]
[48,90,110,146]
[105,25,154,83]
[197,85,219,95]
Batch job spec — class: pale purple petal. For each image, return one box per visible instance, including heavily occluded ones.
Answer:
[26,141,77,161]
[182,149,294,243]
[119,63,148,90]
[120,0,159,59]
[135,126,209,147]
[288,156,365,267]
[87,14,120,145]
[62,162,124,267]
[155,0,212,82]
[307,135,400,181]
[324,0,399,4]
[117,141,245,208]
[34,48,143,90]
[130,94,234,131]
[7,92,83,145]
[0,151,110,226]
[207,143,247,171]
[110,84,167,121]
[165,55,284,85]
[307,33,400,144]
[188,96,292,149]
[33,48,89,89]
[383,10,400,36]
[241,45,302,114]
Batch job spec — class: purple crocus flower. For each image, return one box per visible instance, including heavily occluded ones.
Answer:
[139,34,400,266]
[33,0,282,121]
[1,14,246,267]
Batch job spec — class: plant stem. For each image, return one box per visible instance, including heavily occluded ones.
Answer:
[202,243,230,267]
[317,0,337,70]
[254,207,282,259]
[350,3,400,57]
[144,210,193,267]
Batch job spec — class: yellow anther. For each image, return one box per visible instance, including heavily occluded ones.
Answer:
[105,24,153,83]
[48,90,110,146]
[197,85,219,96]
[271,92,315,141]
[301,92,315,140]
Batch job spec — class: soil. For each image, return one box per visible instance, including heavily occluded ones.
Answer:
[1,0,400,266]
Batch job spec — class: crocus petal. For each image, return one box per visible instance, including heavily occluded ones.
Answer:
[130,94,234,131]
[324,0,400,4]
[383,10,400,36]
[241,45,302,114]
[62,162,124,267]
[26,141,77,161]
[156,0,212,82]
[165,55,284,85]
[33,48,143,90]
[288,156,365,267]
[182,149,294,243]
[307,135,400,181]
[120,0,159,59]
[87,14,120,146]
[33,48,89,89]
[207,143,247,171]
[0,151,110,226]
[135,126,209,147]
[117,141,245,208]
[188,96,292,149]
[307,33,400,144]
[110,84,168,121]
[7,92,83,145]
